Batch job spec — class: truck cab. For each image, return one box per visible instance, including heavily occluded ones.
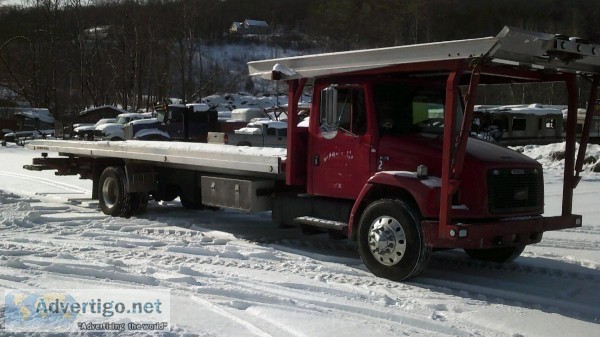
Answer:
[125,103,218,142]
[95,113,150,141]
[306,79,542,218]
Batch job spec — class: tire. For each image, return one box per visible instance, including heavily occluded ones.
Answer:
[357,199,431,281]
[180,194,203,209]
[98,166,133,217]
[131,192,149,215]
[464,245,525,263]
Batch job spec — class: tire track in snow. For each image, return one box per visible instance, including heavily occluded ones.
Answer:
[1,188,598,334]
[147,245,475,337]
[185,276,473,336]
[535,238,600,252]
[422,253,600,322]
[2,225,468,337]
[562,225,600,235]
[12,227,599,329]
[191,295,288,337]
[0,171,89,194]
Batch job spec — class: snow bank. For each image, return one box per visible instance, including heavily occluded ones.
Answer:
[512,142,600,172]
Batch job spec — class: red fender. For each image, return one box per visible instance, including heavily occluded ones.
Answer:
[348,171,441,237]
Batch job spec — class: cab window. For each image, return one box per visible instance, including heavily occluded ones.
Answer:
[373,82,449,135]
[169,108,185,123]
[319,85,367,137]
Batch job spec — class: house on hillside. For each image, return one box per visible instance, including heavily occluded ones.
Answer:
[81,25,112,39]
[229,19,269,35]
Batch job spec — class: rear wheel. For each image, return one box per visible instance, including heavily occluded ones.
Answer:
[357,199,431,281]
[98,166,133,217]
[180,194,203,209]
[464,246,525,263]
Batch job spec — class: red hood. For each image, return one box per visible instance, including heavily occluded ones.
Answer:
[380,134,541,177]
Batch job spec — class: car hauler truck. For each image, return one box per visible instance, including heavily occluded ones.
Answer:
[24,27,600,281]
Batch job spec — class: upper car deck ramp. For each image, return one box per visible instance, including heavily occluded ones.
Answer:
[248,26,600,80]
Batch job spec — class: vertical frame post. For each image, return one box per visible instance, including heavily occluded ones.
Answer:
[286,78,307,186]
[439,69,462,237]
[575,76,600,179]
[453,66,481,179]
[562,74,578,216]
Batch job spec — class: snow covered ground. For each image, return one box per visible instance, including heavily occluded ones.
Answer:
[0,143,599,336]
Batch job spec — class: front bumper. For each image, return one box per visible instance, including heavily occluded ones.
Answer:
[423,214,581,249]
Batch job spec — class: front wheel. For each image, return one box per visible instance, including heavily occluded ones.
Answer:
[98,166,133,217]
[464,245,525,263]
[357,199,431,281]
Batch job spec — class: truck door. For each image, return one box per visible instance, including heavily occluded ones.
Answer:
[310,84,373,199]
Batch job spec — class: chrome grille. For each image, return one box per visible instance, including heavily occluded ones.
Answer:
[124,124,132,140]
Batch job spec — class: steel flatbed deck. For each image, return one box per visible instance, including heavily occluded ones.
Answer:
[26,139,286,178]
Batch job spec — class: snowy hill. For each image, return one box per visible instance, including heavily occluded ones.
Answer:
[190,41,324,95]
[200,92,311,113]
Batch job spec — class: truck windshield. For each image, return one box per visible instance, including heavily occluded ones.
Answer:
[156,111,166,123]
[374,82,456,135]
[116,116,131,124]
[169,107,187,122]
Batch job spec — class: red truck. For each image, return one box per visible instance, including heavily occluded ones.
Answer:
[25,27,600,281]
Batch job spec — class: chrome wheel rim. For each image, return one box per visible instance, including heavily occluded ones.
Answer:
[102,176,118,208]
[368,216,406,266]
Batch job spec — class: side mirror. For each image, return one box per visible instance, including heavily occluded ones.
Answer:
[320,86,338,127]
